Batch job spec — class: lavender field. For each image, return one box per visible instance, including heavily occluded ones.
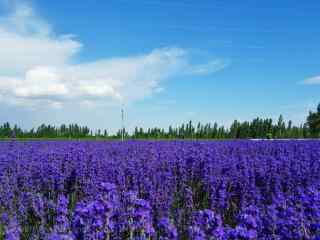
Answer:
[0,140,320,239]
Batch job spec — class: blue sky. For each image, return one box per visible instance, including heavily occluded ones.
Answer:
[0,0,319,132]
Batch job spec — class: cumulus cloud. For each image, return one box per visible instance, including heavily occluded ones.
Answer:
[302,76,320,85]
[0,1,227,108]
[0,2,81,75]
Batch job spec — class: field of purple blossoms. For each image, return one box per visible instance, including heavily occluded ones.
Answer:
[0,140,320,239]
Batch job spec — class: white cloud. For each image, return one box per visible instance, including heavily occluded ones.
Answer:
[80,100,96,108]
[187,59,229,75]
[0,2,81,76]
[0,1,227,108]
[302,76,320,85]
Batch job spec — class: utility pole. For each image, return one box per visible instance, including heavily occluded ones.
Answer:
[121,105,124,141]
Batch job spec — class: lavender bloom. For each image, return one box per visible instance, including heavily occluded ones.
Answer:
[71,183,118,239]
[0,140,320,238]
[158,217,178,240]
[1,212,10,225]
[185,187,194,210]
[48,194,74,240]
[188,210,226,240]
[228,225,257,240]
[48,232,74,240]
[54,194,70,233]
[122,191,155,239]
[5,215,21,240]
[188,225,206,240]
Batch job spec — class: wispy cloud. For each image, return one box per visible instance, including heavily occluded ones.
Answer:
[0,1,228,109]
[302,76,320,85]
[187,60,229,75]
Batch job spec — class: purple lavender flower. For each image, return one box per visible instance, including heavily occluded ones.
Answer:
[71,183,118,239]
[188,209,226,240]
[0,140,320,239]
[158,217,178,240]
[4,215,21,240]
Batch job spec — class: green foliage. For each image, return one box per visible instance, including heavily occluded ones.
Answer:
[306,103,320,137]
[266,133,273,139]
[0,103,319,139]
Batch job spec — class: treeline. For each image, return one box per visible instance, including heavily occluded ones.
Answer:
[0,123,107,139]
[131,115,308,139]
[1,104,320,139]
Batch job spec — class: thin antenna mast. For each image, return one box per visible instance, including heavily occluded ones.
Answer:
[121,104,124,141]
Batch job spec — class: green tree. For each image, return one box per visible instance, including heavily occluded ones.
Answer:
[306,103,320,137]
[276,115,286,138]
